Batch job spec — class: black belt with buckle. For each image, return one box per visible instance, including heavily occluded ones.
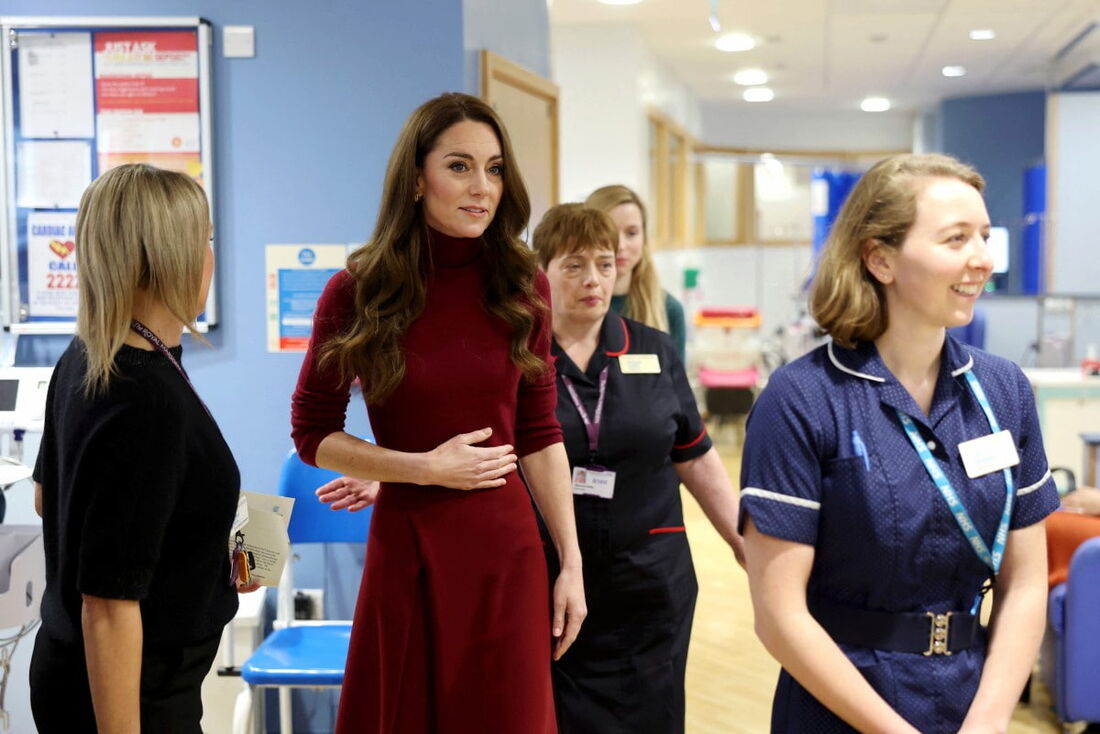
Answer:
[809,597,982,656]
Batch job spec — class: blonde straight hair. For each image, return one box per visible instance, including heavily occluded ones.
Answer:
[76,164,210,395]
[809,153,984,347]
[585,185,669,333]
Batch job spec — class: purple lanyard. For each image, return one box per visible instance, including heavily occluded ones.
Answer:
[560,366,609,457]
[130,319,214,421]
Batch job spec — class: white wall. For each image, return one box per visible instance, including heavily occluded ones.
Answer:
[701,102,915,152]
[552,23,702,204]
[653,244,814,339]
[1047,91,1100,296]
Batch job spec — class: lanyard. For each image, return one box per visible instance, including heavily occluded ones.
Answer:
[560,366,609,460]
[895,371,1014,592]
[130,319,214,422]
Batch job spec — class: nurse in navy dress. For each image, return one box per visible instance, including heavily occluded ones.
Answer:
[740,153,1059,734]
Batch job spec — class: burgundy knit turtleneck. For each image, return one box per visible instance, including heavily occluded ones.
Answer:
[291,226,562,467]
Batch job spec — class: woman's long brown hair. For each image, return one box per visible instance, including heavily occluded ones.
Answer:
[319,93,544,403]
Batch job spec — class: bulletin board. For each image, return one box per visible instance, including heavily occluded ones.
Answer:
[0,16,216,333]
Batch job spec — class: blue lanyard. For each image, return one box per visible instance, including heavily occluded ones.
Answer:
[894,371,1013,610]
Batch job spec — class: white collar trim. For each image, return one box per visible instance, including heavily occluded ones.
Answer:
[827,341,886,383]
[951,354,974,377]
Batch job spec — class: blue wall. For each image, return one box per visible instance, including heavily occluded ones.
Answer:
[463,0,551,93]
[4,0,550,731]
[940,90,1046,293]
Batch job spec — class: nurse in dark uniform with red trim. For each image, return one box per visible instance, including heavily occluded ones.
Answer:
[531,204,745,734]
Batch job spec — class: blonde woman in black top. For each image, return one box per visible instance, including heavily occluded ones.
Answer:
[31,164,252,733]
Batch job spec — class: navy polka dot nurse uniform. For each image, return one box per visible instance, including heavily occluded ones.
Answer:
[739,336,1059,734]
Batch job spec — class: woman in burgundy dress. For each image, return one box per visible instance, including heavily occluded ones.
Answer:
[291,92,585,733]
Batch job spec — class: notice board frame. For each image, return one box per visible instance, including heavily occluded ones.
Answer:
[0,16,216,333]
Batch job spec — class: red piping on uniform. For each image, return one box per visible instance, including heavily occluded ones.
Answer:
[649,526,686,534]
[674,427,708,450]
[605,316,630,357]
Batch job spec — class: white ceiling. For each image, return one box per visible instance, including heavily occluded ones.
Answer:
[550,0,1100,112]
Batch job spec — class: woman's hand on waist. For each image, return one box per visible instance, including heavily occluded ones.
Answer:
[420,427,517,490]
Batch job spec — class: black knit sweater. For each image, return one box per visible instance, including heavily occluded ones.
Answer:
[34,338,239,647]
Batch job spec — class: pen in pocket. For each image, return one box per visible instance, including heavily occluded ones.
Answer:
[852,430,870,471]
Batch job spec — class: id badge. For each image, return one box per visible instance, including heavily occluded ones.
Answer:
[619,354,660,374]
[572,465,616,499]
[958,430,1020,478]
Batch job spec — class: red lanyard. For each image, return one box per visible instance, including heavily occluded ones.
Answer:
[129,319,214,422]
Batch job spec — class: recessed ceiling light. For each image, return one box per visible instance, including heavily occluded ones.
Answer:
[743,87,775,102]
[597,0,644,5]
[969,29,996,41]
[860,96,891,112]
[716,33,756,52]
[942,65,966,77]
[732,68,769,85]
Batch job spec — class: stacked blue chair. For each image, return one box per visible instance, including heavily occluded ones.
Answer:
[237,450,371,733]
[1042,536,1100,732]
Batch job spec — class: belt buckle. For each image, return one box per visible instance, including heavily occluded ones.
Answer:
[923,611,953,656]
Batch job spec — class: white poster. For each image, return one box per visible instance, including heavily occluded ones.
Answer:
[16,140,92,209]
[27,212,79,318]
[17,32,95,139]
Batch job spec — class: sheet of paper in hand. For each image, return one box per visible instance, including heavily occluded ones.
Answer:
[227,491,296,587]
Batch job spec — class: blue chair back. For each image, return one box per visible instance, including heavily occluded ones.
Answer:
[277,450,372,544]
[948,307,987,350]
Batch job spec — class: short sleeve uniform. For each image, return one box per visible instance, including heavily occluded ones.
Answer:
[548,315,711,734]
[740,336,1059,734]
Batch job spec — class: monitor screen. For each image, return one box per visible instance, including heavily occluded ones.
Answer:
[988,227,1009,274]
[0,380,17,412]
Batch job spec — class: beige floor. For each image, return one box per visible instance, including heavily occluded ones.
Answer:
[682,432,1064,734]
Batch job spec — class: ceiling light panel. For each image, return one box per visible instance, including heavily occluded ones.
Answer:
[969,29,996,40]
[732,68,769,85]
[941,65,966,77]
[743,87,775,102]
[716,33,756,52]
[860,96,890,111]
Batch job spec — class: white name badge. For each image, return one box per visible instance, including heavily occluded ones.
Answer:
[958,430,1020,479]
[619,354,660,374]
[572,466,616,499]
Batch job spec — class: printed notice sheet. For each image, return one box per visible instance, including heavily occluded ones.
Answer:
[16,140,92,209]
[229,491,296,587]
[93,30,203,178]
[27,212,79,317]
[17,32,95,139]
[265,245,346,352]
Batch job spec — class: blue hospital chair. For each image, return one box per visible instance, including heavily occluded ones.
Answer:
[1042,536,1100,732]
[236,450,372,733]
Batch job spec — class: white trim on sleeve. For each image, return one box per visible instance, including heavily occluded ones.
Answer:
[742,487,821,510]
[1016,469,1051,496]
